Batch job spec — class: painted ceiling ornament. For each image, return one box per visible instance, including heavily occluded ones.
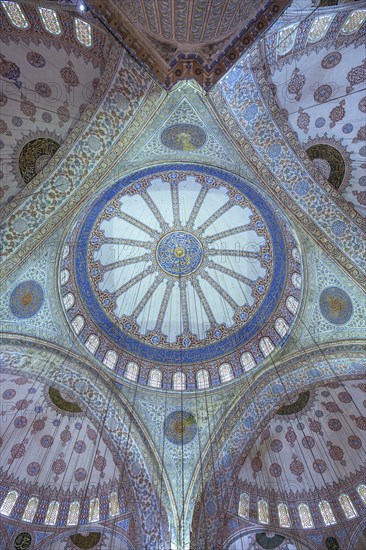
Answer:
[161,123,207,150]
[287,67,306,101]
[26,50,46,68]
[276,391,310,415]
[164,410,197,444]
[69,532,102,549]
[0,52,22,88]
[346,58,366,93]
[319,286,353,324]
[329,98,346,129]
[296,107,310,133]
[61,164,302,390]
[14,532,32,550]
[305,136,351,191]
[19,137,60,184]
[9,281,44,319]
[256,533,285,549]
[321,51,342,70]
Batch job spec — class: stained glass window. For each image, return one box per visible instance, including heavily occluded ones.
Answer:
[258,498,269,524]
[75,18,92,47]
[319,500,336,526]
[197,369,210,389]
[238,492,249,519]
[60,268,70,286]
[259,337,275,358]
[45,500,59,525]
[85,334,99,355]
[286,296,298,315]
[240,352,256,371]
[67,501,80,526]
[0,490,19,516]
[71,315,84,335]
[63,292,74,310]
[307,15,334,43]
[103,350,117,369]
[62,244,70,259]
[292,247,300,263]
[278,502,291,528]
[357,484,366,505]
[298,503,314,528]
[89,497,100,522]
[2,2,29,29]
[125,362,139,382]
[149,369,162,388]
[339,494,358,519]
[38,7,62,35]
[109,492,119,517]
[22,497,38,522]
[173,372,186,390]
[341,9,366,35]
[292,272,302,289]
[219,363,234,383]
[275,318,290,338]
[277,24,298,56]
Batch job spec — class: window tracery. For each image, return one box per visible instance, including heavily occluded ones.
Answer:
[22,497,38,523]
[219,363,234,382]
[67,501,80,526]
[298,503,314,528]
[341,9,366,34]
[258,498,269,524]
[103,350,117,369]
[277,24,298,56]
[0,490,19,516]
[278,502,291,527]
[75,18,92,46]
[45,500,59,525]
[63,292,74,310]
[307,14,334,43]
[109,492,119,517]
[173,372,186,390]
[286,296,298,314]
[259,337,275,357]
[149,369,162,388]
[71,315,84,335]
[357,484,366,505]
[2,2,29,29]
[89,497,100,522]
[240,352,256,371]
[125,362,139,382]
[339,494,358,519]
[60,269,70,286]
[85,334,99,355]
[38,7,62,35]
[292,272,302,289]
[197,369,210,389]
[275,317,290,338]
[238,492,249,519]
[319,500,336,526]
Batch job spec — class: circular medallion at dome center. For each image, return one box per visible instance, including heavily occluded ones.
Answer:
[156,231,203,276]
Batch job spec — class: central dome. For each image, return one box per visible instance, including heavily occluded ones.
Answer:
[60,165,302,390]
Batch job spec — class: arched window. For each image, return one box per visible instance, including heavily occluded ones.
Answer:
[109,492,119,517]
[173,372,186,391]
[292,247,300,263]
[197,369,210,390]
[60,269,70,286]
[319,500,336,526]
[75,18,92,47]
[341,9,366,34]
[125,362,139,382]
[298,503,314,528]
[292,272,302,289]
[240,352,256,371]
[38,7,62,35]
[62,244,70,259]
[85,334,99,355]
[258,498,269,524]
[277,23,298,56]
[0,490,19,516]
[307,14,334,43]
[286,296,298,315]
[71,315,84,335]
[45,500,59,525]
[275,318,290,338]
[67,501,80,526]
[259,337,275,358]
[89,497,100,522]
[339,494,358,519]
[357,484,366,505]
[103,350,117,369]
[22,497,38,522]
[219,363,234,383]
[63,292,74,310]
[278,502,291,528]
[149,369,162,388]
[2,2,29,29]
[238,492,249,519]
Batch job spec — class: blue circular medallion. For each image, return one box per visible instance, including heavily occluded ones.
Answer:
[319,287,353,325]
[156,231,203,276]
[164,410,197,444]
[9,281,44,318]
